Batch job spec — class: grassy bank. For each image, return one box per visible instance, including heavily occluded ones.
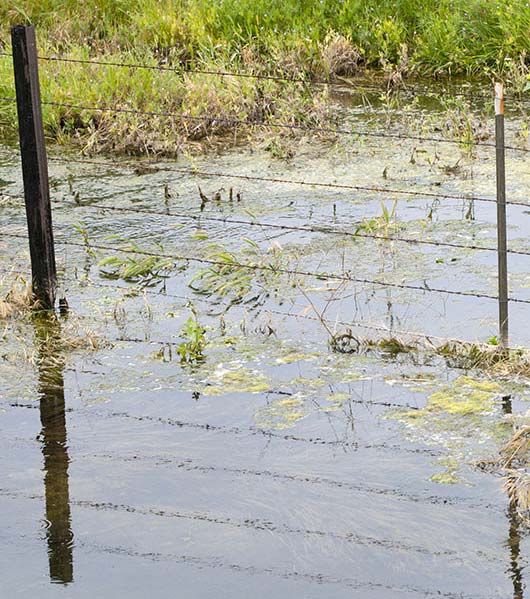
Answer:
[1,0,530,154]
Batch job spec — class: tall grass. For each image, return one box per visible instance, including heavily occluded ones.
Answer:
[2,0,530,154]
[3,0,530,73]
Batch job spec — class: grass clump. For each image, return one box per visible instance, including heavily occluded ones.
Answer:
[328,325,530,378]
[498,427,530,523]
[97,242,177,285]
[177,304,207,363]
[0,274,36,318]
[188,238,286,305]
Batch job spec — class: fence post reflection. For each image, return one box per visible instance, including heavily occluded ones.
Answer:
[34,314,74,584]
[501,396,524,599]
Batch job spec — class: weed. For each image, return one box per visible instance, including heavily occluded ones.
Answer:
[354,200,401,236]
[98,241,176,285]
[435,95,486,154]
[189,238,285,305]
[73,221,97,259]
[0,274,36,318]
[4,2,530,154]
[177,304,207,363]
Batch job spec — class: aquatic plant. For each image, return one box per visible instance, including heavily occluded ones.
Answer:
[73,221,97,260]
[189,238,286,305]
[98,242,176,285]
[435,95,487,154]
[354,200,401,236]
[176,304,207,363]
[326,324,530,378]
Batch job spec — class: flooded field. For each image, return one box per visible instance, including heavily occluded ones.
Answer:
[3,85,530,597]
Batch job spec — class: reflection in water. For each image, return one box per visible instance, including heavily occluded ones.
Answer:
[508,500,524,599]
[34,315,74,584]
[502,395,525,598]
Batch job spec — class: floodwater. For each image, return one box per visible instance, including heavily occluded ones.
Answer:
[2,85,530,597]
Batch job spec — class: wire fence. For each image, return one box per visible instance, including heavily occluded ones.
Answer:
[0,264,493,351]
[0,50,506,102]
[1,91,529,152]
[1,28,529,349]
[3,231,528,304]
[10,95,530,152]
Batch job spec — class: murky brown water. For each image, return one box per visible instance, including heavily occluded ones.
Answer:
[2,85,530,597]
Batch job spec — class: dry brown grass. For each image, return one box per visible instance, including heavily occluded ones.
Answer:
[494,425,530,522]
[0,275,36,319]
[319,32,362,77]
[503,470,530,522]
[500,426,530,469]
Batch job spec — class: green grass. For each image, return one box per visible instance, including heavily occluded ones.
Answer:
[2,0,530,154]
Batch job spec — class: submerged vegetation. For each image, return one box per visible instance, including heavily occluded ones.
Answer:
[189,239,287,304]
[2,1,530,153]
[330,328,530,378]
[98,242,176,285]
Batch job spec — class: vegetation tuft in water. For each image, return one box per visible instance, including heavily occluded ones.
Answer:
[176,304,207,363]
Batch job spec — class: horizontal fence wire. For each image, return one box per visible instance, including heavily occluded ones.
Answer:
[5,185,530,256]
[3,148,506,208]
[46,155,530,209]
[0,268,520,352]
[34,55,504,102]
[0,50,495,100]
[45,197,530,258]
[0,51,511,104]
[39,99,530,153]
[4,231,530,303]
[1,95,527,153]
[83,279,505,347]
[0,265,508,350]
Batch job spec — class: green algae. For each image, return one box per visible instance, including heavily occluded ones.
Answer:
[388,374,514,484]
[429,457,464,485]
[290,377,327,388]
[255,395,308,430]
[202,364,270,396]
[399,376,501,422]
[398,375,501,420]
[326,392,351,403]
[274,352,319,365]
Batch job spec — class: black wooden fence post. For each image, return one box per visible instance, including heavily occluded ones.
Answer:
[11,25,56,310]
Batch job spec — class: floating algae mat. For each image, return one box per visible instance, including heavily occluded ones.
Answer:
[5,91,530,597]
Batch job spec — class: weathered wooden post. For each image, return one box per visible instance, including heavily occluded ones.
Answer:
[11,25,56,309]
[495,82,508,348]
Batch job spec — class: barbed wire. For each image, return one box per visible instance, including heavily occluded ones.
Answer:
[4,144,514,211]
[46,155,519,208]
[47,196,530,257]
[1,94,526,152]
[2,142,526,211]
[0,265,464,346]
[85,279,503,348]
[4,230,529,303]
[0,268,521,353]
[0,51,505,103]
[42,99,526,151]
[37,54,506,102]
